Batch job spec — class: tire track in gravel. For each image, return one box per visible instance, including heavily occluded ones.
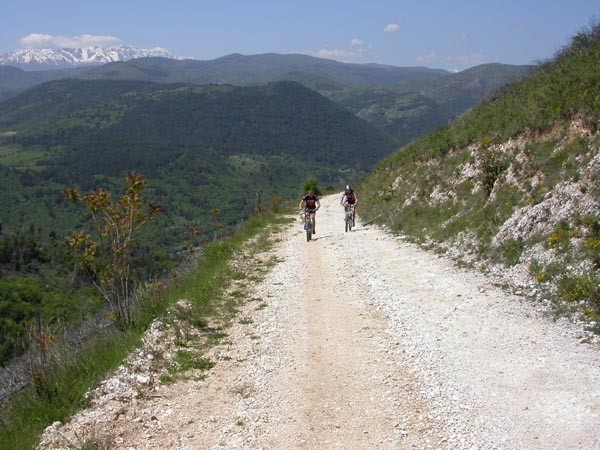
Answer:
[272,210,434,449]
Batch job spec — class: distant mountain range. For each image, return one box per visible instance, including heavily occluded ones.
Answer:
[0,45,186,70]
[0,51,532,144]
[79,53,450,87]
[329,63,533,145]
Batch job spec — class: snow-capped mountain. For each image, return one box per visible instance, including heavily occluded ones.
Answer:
[0,45,188,70]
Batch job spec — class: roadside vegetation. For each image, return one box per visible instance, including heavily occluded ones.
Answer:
[361,22,600,325]
[0,174,172,366]
[0,189,291,450]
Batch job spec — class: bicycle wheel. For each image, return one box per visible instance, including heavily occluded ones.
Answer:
[306,220,312,241]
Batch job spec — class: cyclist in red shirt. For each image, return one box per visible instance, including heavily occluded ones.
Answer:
[340,185,357,226]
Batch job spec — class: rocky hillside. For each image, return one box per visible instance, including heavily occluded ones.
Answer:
[360,24,600,328]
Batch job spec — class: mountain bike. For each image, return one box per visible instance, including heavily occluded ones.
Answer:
[304,209,314,241]
[344,204,354,232]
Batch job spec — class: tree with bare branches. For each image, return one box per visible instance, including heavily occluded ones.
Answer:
[63,172,161,328]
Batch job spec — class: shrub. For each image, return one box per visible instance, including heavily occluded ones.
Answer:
[501,238,525,267]
[301,177,322,196]
[558,274,598,303]
[63,172,161,328]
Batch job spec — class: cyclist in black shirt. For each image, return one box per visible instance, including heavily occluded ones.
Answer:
[299,190,321,234]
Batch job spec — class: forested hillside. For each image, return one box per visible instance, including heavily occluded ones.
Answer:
[0,79,396,170]
[0,66,90,102]
[361,24,600,325]
[0,78,397,241]
[0,78,397,365]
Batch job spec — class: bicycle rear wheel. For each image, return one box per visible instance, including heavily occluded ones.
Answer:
[345,211,353,232]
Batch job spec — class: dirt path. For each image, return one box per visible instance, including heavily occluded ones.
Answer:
[39,194,600,449]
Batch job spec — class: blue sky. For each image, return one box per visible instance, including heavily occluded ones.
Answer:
[2,0,598,70]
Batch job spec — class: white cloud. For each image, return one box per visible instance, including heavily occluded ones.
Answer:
[316,48,361,60]
[314,38,372,62]
[19,33,121,49]
[18,34,54,48]
[350,38,364,47]
[384,23,400,33]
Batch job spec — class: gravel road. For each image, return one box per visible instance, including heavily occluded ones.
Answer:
[39,194,600,449]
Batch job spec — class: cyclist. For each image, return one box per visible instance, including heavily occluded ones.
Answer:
[340,185,357,226]
[299,189,321,234]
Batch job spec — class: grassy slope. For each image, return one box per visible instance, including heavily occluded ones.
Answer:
[360,24,600,323]
[418,63,533,116]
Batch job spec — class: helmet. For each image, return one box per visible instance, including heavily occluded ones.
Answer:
[345,185,351,192]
